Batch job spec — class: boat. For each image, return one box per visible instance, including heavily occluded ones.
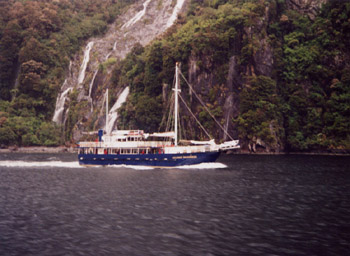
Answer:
[78,63,240,167]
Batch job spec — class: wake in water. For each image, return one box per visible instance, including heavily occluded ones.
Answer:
[0,161,82,168]
[108,162,227,170]
[177,162,227,169]
[109,164,154,170]
[0,161,226,169]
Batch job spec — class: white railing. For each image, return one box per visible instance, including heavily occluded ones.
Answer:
[79,141,172,148]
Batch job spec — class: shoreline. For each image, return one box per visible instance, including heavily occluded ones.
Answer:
[228,149,350,156]
[0,146,77,154]
[0,147,349,156]
[228,151,350,156]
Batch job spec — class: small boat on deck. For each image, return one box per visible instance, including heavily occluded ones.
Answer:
[78,63,239,167]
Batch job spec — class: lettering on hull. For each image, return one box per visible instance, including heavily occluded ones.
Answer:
[172,155,197,159]
[78,152,219,167]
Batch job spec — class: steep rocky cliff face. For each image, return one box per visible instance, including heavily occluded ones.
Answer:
[176,0,349,153]
[2,0,347,150]
[181,1,280,152]
[53,0,187,141]
[51,0,350,153]
[285,0,327,19]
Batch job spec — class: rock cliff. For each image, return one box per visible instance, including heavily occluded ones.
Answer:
[53,0,187,141]
[52,0,350,153]
[285,0,327,19]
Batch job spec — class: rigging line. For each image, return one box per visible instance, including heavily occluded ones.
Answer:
[159,93,168,132]
[179,71,234,141]
[159,97,171,132]
[165,94,175,132]
[99,91,107,118]
[178,104,182,142]
[178,93,212,140]
[180,113,187,141]
[165,73,176,132]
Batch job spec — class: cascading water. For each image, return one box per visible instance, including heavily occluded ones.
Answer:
[223,56,239,140]
[106,87,130,134]
[105,53,112,61]
[52,41,95,124]
[52,87,72,123]
[88,69,98,112]
[52,60,73,124]
[121,0,151,29]
[11,64,21,101]
[88,70,98,98]
[166,0,186,28]
[78,41,94,85]
[53,0,188,136]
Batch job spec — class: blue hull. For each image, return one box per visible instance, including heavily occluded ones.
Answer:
[78,151,220,167]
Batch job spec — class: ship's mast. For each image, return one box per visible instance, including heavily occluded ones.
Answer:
[105,88,109,135]
[174,63,181,146]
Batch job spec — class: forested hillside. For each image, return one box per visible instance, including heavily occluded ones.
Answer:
[0,0,349,153]
[114,0,350,153]
[0,0,134,146]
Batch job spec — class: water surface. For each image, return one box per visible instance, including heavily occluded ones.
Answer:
[0,153,349,255]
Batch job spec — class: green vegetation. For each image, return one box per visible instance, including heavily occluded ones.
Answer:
[271,1,350,151]
[0,0,349,152]
[0,0,134,147]
[0,101,61,146]
[236,76,284,151]
[114,1,248,137]
[115,0,350,152]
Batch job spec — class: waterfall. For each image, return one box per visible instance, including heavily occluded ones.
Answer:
[52,61,73,124]
[166,0,186,28]
[52,87,72,123]
[106,87,130,134]
[104,39,117,61]
[88,70,98,98]
[223,95,234,141]
[69,60,72,75]
[11,64,21,100]
[105,53,112,61]
[78,41,94,85]
[51,0,187,135]
[14,65,20,89]
[88,69,98,112]
[121,0,151,29]
[223,56,239,140]
[53,41,94,123]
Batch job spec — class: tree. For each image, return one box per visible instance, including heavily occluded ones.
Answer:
[236,76,284,151]
[134,94,163,132]
[19,60,46,96]
[143,41,163,96]
[0,126,17,146]
[0,21,23,100]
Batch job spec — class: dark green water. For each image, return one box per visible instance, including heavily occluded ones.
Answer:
[0,153,349,255]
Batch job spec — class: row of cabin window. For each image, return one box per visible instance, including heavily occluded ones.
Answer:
[80,148,164,155]
[115,136,142,142]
